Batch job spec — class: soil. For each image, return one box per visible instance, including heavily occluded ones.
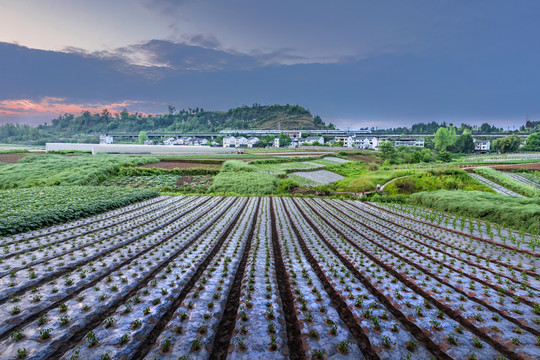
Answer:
[0,153,41,163]
[140,161,221,170]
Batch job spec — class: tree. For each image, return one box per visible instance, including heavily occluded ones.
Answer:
[437,151,452,162]
[278,132,291,147]
[492,134,521,153]
[434,127,457,151]
[523,132,540,151]
[332,140,344,147]
[379,141,396,162]
[138,131,148,144]
[452,130,475,154]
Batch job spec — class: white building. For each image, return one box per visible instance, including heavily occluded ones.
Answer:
[474,140,490,154]
[273,137,280,148]
[351,136,378,149]
[223,136,236,148]
[235,136,248,147]
[334,134,354,147]
[302,136,325,145]
[99,134,113,144]
[394,138,425,148]
[247,137,260,148]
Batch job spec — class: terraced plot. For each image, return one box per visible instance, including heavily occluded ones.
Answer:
[1,196,538,360]
[469,173,524,197]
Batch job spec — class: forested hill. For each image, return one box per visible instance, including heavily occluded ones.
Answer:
[48,104,333,134]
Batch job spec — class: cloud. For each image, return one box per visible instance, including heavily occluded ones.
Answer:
[0,97,144,125]
[59,39,262,74]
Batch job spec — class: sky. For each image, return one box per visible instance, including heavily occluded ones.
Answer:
[0,0,539,129]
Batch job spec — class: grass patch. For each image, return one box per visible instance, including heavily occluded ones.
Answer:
[409,190,540,233]
[206,159,280,195]
[208,171,279,195]
[384,169,494,195]
[220,160,257,172]
[332,166,414,192]
[0,186,158,235]
[0,149,30,154]
[0,154,157,189]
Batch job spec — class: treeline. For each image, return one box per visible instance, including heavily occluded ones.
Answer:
[0,104,330,144]
[374,121,536,134]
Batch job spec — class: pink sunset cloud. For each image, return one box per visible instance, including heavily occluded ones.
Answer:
[0,97,134,117]
[0,97,159,126]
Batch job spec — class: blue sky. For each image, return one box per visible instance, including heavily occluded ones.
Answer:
[0,0,539,129]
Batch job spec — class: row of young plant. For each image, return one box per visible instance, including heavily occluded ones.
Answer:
[226,198,288,359]
[330,201,538,323]
[376,200,540,252]
[142,198,260,359]
[301,198,539,360]
[353,201,538,291]
[271,198,364,359]
[0,196,201,305]
[0,196,182,264]
[281,197,440,360]
[0,196,231,359]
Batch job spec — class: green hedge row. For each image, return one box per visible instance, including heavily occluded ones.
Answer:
[0,186,158,236]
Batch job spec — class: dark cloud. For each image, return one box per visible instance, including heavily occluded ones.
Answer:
[1,28,540,127]
[185,34,221,49]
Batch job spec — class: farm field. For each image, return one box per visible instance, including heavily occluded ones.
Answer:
[1,196,538,360]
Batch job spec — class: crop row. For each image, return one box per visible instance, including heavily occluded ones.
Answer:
[1,196,538,359]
